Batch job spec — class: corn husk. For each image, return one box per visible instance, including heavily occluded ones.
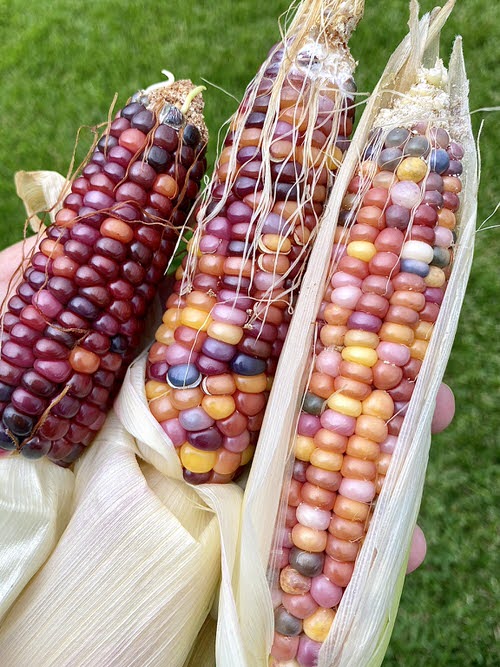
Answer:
[236,1,478,665]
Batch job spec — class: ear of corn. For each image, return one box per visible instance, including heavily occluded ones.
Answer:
[0,80,208,466]
[144,0,365,484]
[236,2,477,665]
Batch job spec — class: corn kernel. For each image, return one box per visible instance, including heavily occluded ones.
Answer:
[145,381,170,400]
[341,346,378,368]
[424,266,446,287]
[362,390,394,420]
[155,323,176,345]
[379,322,415,346]
[233,373,267,393]
[347,241,377,262]
[414,320,434,340]
[207,321,244,344]
[162,308,182,327]
[326,393,362,417]
[202,395,236,420]
[396,157,428,182]
[179,443,218,474]
[343,330,379,349]
[302,608,336,643]
[240,445,255,467]
[410,338,429,360]
[295,435,316,461]
[180,307,212,332]
[309,448,343,471]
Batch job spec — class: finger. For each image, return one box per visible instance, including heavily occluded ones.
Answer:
[431,382,455,434]
[0,236,38,303]
[406,524,427,573]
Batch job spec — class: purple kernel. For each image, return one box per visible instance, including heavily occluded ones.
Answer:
[11,388,47,415]
[2,341,35,368]
[201,338,236,362]
[187,427,223,451]
[34,359,72,383]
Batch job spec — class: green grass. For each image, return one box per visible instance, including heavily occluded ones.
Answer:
[0,1,498,665]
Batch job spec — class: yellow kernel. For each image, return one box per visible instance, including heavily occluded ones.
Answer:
[424,266,446,288]
[155,323,176,345]
[186,236,202,257]
[240,444,255,466]
[292,524,328,552]
[362,390,394,421]
[207,321,244,345]
[309,448,343,471]
[347,241,377,262]
[233,373,268,393]
[179,443,217,474]
[170,387,203,411]
[259,234,292,254]
[180,307,212,332]
[341,346,378,368]
[162,308,182,327]
[326,145,344,171]
[326,393,362,417]
[145,380,170,400]
[175,265,184,280]
[303,607,336,643]
[185,291,217,312]
[202,395,236,420]
[396,157,428,183]
[410,338,429,360]
[295,435,316,461]
[414,320,434,340]
[355,414,388,443]
[343,330,379,349]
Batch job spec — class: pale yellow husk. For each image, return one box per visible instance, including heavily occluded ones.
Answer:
[236,1,478,666]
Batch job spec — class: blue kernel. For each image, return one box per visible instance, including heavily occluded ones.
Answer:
[429,149,450,175]
[0,428,17,451]
[230,353,267,376]
[400,258,430,277]
[167,363,202,388]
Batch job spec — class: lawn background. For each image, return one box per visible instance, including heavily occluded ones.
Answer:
[0,1,498,665]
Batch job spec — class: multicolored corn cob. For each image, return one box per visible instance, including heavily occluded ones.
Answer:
[0,80,207,466]
[145,1,363,484]
[269,78,463,665]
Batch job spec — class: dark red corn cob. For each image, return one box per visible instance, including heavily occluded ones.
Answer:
[0,80,208,466]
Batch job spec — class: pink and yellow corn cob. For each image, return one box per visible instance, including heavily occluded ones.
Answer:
[269,120,462,665]
[0,81,208,466]
[145,4,363,484]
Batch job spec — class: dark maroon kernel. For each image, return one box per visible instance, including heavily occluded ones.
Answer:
[57,310,88,330]
[83,189,116,211]
[443,191,460,212]
[72,177,90,196]
[87,386,110,405]
[108,280,134,300]
[34,338,69,360]
[34,359,72,384]
[82,163,101,178]
[52,395,81,419]
[189,160,206,182]
[112,203,141,222]
[81,331,110,354]
[74,266,104,287]
[131,109,155,133]
[0,428,17,451]
[153,124,178,151]
[7,296,26,315]
[67,296,100,320]
[48,276,78,303]
[43,325,77,347]
[148,193,173,217]
[180,146,195,168]
[97,134,118,154]
[130,294,148,317]
[0,382,14,402]
[103,161,126,183]
[422,190,444,209]
[183,470,211,484]
[75,403,102,427]
[64,239,93,263]
[95,237,127,262]
[110,334,128,354]
[70,223,101,246]
[119,318,142,337]
[20,436,51,459]
[77,207,105,228]
[108,145,133,168]
[79,286,111,308]
[144,265,164,285]
[17,282,36,304]
[128,161,157,189]
[22,371,57,398]
[121,102,145,120]
[182,123,201,147]
[89,255,120,280]
[146,145,170,171]
[2,313,20,332]
[10,323,41,346]
[109,300,134,322]
[110,116,130,136]
[99,351,121,372]
[121,261,146,285]
[94,313,120,337]
[63,191,84,210]
[135,283,156,301]
[115,182,148,207]
[67,373,93,398]
[11,388,47,415]
[60,443,87,465]
[148,362,168,382]
[3,406,35,438]
[129,241,153,266]
[0,359,24,386]
[187,427,223,451]
[167,162,187,185]
[2,341,35,368]
[65,423,90,444]
[134,225,162,249]
[88,411,106,431]
[46,226,70,242]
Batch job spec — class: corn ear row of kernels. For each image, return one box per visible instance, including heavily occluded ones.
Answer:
[0,81,208,466]
[268,80,463,665]
[145,25,359,484]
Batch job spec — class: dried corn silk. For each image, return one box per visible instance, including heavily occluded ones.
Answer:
[139,0,364,484]
[237,2,478,666]
[0,80,208,466]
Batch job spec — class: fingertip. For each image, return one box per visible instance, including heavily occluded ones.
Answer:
[406,524,427,574]
[431,382,455,434]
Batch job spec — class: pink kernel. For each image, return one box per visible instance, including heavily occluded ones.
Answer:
[164,343,199,366]
[279,527,294,549]
[390,180,421,209]
[223,431,250,453]
[331,285,362,310]
[297,636,322,667]
[338,478,376,503]
[296,502,332,531]
[160,418,186,447]
[331,271,362,289]
[434,225,454,248]
[282,592,318,620]
[297,413,321,437]
[376,341,411,366]
[310,574,343,608]
[32,290,64,319]
[211,303,248,326]
[380,434,398,454]
[315,349,342,377]
[320,410,356,436]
